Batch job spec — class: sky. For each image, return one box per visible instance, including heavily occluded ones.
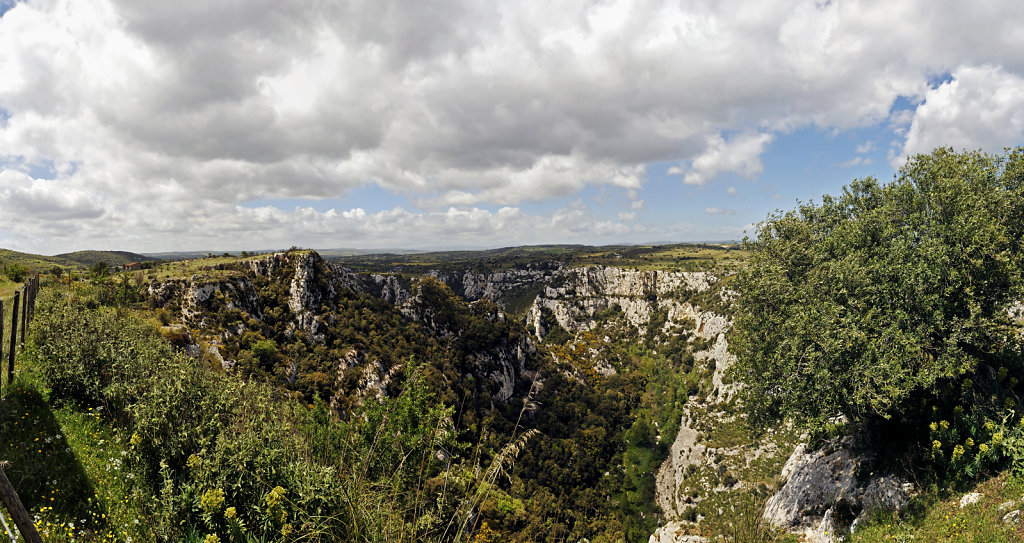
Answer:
[1,0,1023,254]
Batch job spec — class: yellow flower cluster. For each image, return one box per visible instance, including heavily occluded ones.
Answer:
[201,488,226,514]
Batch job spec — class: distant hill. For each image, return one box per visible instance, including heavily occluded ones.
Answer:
[333,242,745,273]
[56,250,153,267]
[0,249,77,271]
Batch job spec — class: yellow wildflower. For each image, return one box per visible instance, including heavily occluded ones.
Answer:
[201,488,225,514]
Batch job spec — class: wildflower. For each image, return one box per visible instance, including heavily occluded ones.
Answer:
[225,507,236,520]
[200,488,225,514]
[985,420,995,432]
[965,438,974,448]
[930,422,938,432]
[993,432,1004,444]
[979,443,990,453]
[940,420,950,431]
[932,440,942,452]
[203,535,220,543]
[281,524,293,537]
[129,433,142,447]
[265,486,287,509]
[952,444,965,460]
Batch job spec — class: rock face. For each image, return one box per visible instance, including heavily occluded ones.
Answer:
[148,251,543,405]
[656,409,706,519]
[523,266,721,338]
[148,274,263,328]
[433,265,561,304]
[648,523,708,543]
[763,439,910,542]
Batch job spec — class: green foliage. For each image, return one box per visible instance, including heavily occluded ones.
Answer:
[31,293,174,409]
[4,261,28,281]
[90,261,109,279]
[733,148,1024,433]
[27,287,472,542]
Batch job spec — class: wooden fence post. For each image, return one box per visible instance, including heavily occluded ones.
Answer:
[8,290,17,387]
[0,462,43,543]
[19,286,27,346]
[30,274,38,321]
[0,299,4,392]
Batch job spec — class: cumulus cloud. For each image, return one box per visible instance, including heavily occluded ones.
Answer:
[899,64,1024,164]
[0,0,1023,251]
[671,133,775,186]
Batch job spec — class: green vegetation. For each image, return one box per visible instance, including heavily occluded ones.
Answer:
[0,246,745,542]
[11,284,508,541]
[733,147,1024,535]
[852,472,1024,541]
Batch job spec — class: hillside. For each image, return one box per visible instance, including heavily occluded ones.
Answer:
[336,242,746,274]
[0,248,77,270]
[56,249,153,267]
[3,245,775,542]
[1,244,1022,542]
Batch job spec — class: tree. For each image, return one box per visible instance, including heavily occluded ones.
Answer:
[4,262,27,282]
[50,265,64,278]
[731,148,1024,433]
[90,261,109,279]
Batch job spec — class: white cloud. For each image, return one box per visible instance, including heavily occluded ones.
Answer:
[704,207,736,216]
[0,0,1023,250]
[675,133,775,186]
[839,156,873,167]
[899,64,1024,164]
[726,186,737,196]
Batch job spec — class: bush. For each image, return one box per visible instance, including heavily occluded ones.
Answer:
[4,262,28,282]
[732,147,1024,482]
[28,286,468,542]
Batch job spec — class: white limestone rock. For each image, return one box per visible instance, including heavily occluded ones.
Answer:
[763,438,910,541]
[648,522,708,543]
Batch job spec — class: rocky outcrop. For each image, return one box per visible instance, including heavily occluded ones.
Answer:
[524,267,721,338]
[648,524,708,543]
[763,439,911,541]
[286,252,336,342]
[656,408,706,519]
[149,274,263,328]
[434,266,561,303]
[366,274,413,305]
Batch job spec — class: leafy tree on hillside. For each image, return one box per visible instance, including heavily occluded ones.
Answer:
[731,148,1024,443]
[90,261,109,279]
[4,262,28,282]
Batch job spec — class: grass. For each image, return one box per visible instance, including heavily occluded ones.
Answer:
[0,289,151,542]
[1,369,153,542]
[851,471,1024,542]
